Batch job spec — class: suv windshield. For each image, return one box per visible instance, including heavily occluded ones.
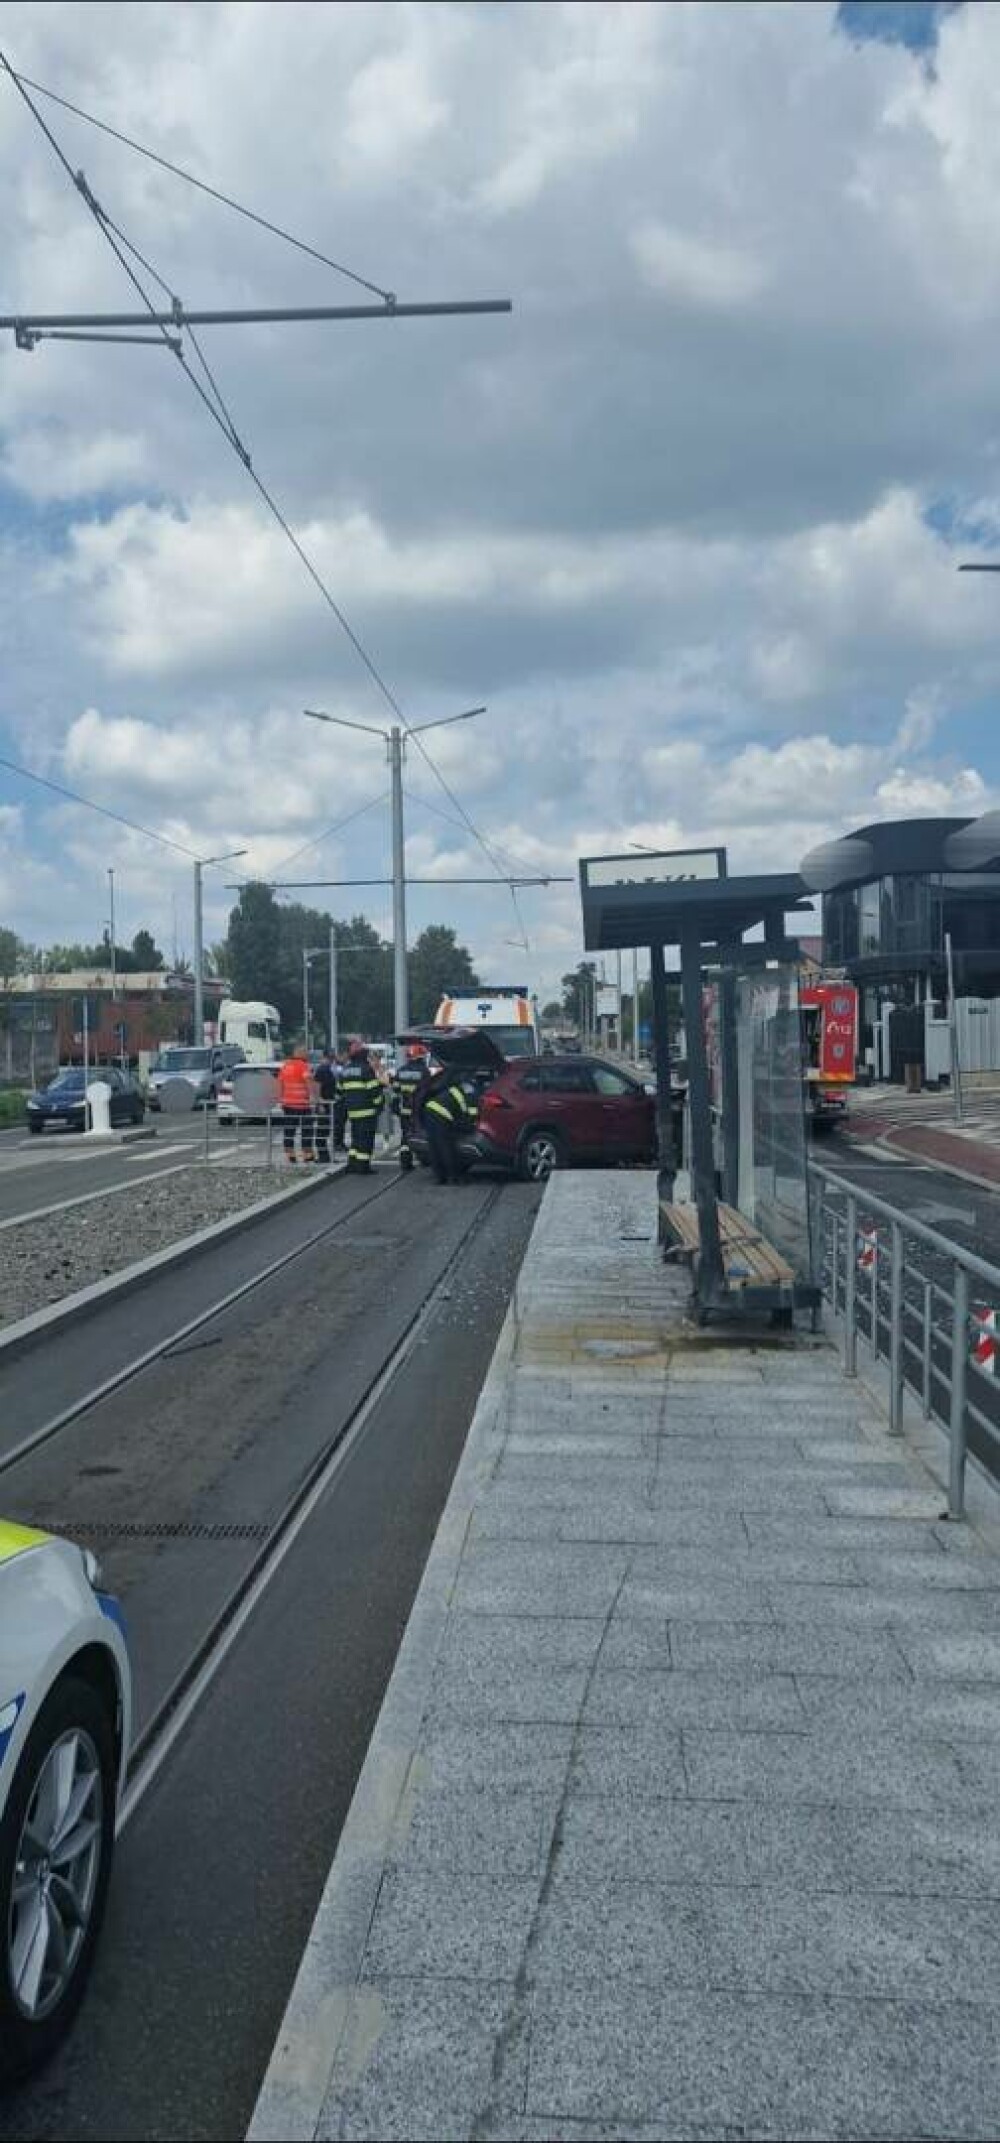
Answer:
[153,1050,211,1072]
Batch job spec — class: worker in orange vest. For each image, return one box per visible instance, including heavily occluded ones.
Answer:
[276,1039,314,1163]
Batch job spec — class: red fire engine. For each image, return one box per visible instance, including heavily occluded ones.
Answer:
[800,981,858,1130]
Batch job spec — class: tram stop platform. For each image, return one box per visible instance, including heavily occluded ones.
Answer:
[250,1170,1000,2143]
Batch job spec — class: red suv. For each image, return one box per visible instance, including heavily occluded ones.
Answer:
[404,1030,656,1181]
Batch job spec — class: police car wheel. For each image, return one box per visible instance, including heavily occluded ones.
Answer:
[0,1676,116,2084]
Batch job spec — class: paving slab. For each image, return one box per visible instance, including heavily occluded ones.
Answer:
[251,1170,1000,2143]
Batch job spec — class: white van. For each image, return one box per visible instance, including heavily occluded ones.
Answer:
[434,985,540,1059]
[218,999,282,1066]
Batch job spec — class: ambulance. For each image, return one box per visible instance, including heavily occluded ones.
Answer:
[434,985,540,1060]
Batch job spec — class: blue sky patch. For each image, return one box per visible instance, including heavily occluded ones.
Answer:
[837,2,963,54]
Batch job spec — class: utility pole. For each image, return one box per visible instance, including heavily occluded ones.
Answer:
[329,924,338,1054]
[194,848,247,1045]
[945,930,964,1126]
[304,705,486,1037]
[108,867,117,999]
[632,947,640,1065]
[302,948,311,1053]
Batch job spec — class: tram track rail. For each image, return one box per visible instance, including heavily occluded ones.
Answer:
[0,1168,506,1828]
[0,1169,406,1479]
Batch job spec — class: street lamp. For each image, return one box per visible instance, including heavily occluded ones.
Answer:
[194,849,247,1043]
[303,706,486,1035]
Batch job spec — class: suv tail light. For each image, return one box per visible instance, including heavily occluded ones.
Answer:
[481,1089,512,1112]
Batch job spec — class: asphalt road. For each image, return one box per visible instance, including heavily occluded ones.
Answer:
[0,1116,271,1225]
[816,1127,1000,1266]
[0,1171,541,2141]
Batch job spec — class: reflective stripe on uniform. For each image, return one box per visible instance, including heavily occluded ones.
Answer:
[425,1098,453,1120]
[0,1520,50,1567]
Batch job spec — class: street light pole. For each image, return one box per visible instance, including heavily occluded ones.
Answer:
[302,949,311,1052]
[304,704,486,1037]
[389,727,408,1033]
[194,848,248,1044]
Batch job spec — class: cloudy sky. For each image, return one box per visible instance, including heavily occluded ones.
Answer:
[2,0,1000,997]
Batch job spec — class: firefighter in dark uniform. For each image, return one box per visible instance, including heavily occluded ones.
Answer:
[392,1042,428,1170]
[421,1061,476,1184]
[312,1047,339,1165]
[341,1040,384,1174]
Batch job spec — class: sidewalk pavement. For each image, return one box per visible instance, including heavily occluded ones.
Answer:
[251,1172,1000,2143]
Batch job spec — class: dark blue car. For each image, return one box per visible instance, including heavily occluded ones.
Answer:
[25,1067,145,1134]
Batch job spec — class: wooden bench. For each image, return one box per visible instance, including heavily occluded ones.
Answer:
[660,1199,795,1293]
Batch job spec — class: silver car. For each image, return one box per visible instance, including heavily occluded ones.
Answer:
[147,1045,243,1110]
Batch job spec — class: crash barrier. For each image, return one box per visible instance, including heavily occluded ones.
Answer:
[206,1062,395,1168]
[811,1160,1000,1519]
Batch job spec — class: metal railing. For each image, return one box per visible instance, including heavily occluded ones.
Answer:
[810,1160,1000,1519]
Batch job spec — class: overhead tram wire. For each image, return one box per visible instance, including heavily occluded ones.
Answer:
[2,57,525,929]
[7,64,394,301]
[0,54,413,726]
[0,752,199,859]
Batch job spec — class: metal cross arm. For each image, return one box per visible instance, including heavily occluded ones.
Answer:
[2,298,512,343]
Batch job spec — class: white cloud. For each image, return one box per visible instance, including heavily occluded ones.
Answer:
[0,424,151,502]
[630,222,768,309]
[4,0,1000,1002]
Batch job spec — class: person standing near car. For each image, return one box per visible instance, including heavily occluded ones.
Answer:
[312,1046,339,1166]
[420,1060,475,1185]
[341,1040,384,1174]
[392,1042,428,1171]
[277,1038,314,1163]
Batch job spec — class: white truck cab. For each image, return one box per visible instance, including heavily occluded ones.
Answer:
[217,1000,282,1066]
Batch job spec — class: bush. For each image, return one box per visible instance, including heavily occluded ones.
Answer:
[0,1089,27,1127]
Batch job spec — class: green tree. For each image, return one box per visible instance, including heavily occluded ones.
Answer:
[407,924,478,1025]
[0,928,19,990]
[227,882,282,1006]
[561,961,598,1027]
[129,928,163,971]
[541,1000,563,1024]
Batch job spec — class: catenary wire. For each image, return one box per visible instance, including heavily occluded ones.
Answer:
[2,56,520,924]
[8,63,393,301]
[0,752,201,859]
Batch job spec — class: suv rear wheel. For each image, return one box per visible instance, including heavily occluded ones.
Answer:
[517,1127,564,1182]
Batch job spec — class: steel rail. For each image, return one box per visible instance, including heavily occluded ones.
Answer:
[117,1182,503,1824]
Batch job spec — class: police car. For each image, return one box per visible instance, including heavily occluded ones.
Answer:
[0,1521,132,2084]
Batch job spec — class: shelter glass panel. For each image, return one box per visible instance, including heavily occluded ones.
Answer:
[734,962,813,1280]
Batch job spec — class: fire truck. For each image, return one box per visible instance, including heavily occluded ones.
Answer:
[800,981,858,1131]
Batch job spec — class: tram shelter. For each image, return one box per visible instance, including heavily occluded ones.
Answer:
[579,847,819,1321]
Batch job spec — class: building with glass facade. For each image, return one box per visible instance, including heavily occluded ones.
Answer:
[804,815,1000,1006]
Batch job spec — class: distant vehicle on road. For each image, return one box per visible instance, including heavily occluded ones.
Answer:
[217,1000,282,1066]
[217,1061,281,1125]
[147,1045,243,1110]
[434,985,540,1059]
[801,981,858,1133]
[25,1068,145,1135]
[0,1519,132,2084]
[403,1029,656,1181]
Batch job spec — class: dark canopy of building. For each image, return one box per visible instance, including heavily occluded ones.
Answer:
[800,813,1000,1000]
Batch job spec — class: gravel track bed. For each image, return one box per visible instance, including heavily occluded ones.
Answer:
[0,1165,299,1328]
